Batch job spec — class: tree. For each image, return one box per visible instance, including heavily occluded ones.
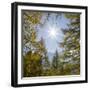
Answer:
[60,13,80,75]
[22,11,43,53]
[23,51,43,77]
[52,50,59,70]
[22,11,48,77]
[23,37,47,77]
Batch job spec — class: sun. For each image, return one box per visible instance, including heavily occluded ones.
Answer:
[48,27,58,39]
[49,29,56,37]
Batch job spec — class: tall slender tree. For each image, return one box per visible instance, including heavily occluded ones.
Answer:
[52,50,59,69]
[60,13,80,75]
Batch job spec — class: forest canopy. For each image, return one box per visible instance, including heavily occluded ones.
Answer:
[22,10,80,77]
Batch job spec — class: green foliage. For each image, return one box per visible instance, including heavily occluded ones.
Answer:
[23,51,43,77]
[23,11,80,77]
[60,13,80,75]
[23,11,42,24]
[23,11,47,77]
[52,50,59,69]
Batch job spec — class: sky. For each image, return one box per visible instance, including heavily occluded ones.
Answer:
[36,12,70,54]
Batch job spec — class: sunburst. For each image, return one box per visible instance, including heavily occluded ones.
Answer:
[48,26,59,39]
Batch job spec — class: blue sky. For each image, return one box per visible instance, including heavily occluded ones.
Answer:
[36,13,70,54]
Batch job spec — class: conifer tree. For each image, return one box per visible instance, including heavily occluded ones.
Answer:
[52,50,59,69]
[60,13,80,75]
